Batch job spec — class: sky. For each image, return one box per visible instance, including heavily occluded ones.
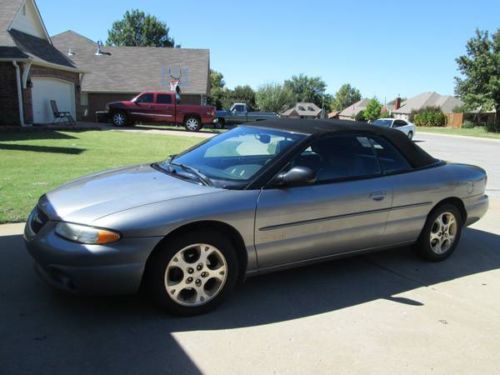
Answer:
[37,0,499,101]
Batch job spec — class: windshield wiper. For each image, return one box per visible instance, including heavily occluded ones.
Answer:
[168,162,213,186]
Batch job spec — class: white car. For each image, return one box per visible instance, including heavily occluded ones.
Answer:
[371,118,416,139]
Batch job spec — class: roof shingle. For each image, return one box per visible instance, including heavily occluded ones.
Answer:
[52,30,210,95]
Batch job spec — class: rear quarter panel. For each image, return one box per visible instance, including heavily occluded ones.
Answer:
[382,163,487,244]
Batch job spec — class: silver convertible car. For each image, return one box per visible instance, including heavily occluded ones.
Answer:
[24,119,489,315]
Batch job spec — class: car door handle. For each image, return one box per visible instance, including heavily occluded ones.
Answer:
[370,191,386,201]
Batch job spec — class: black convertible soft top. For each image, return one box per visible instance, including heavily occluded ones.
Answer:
[250,118,438,169]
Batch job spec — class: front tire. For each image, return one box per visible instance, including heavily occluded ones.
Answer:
[214,119,225,129]
[144,231,239,316]
[415,204,462,261]
[184,116,202,132]
[408,131,414,140]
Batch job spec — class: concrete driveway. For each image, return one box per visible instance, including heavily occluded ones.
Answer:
[1,133,499,374]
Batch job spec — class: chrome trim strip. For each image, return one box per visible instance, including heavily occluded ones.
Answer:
[259,201,432,232]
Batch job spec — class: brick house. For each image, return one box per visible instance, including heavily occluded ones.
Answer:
[0,0,83,125]
[51,30,210,122]
[1,0,210,126]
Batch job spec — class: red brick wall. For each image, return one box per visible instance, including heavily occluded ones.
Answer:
[0,62,21,126]
[85,92,202,122]
[28,65,81,122]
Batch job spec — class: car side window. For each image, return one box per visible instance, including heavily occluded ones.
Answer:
[369,136,412,174]
[157,94,172,104]
[291,135,381,183]
[233,105,245,113]
[394,120,407,127]
[136,93,154,103]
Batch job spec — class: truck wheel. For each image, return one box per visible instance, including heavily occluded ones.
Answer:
[184,116,201,132]
[112,111,128,127]
[214,119,225,129]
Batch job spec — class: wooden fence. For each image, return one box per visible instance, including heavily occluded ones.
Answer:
[446,113,463,128]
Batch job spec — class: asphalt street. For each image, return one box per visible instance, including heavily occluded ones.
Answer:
[415,132,500,197]
[0,132,499,374]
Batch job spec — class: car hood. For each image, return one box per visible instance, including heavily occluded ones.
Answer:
[42,164,219,223]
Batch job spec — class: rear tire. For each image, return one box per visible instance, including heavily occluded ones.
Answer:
[184,116,202,132]
[144,230,239,316]
[112,111,128,127]
[415,204,462,261]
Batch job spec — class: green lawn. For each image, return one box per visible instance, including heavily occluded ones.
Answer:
[0,130,200,223]
[135,124,225,134]
[417,126,500,139]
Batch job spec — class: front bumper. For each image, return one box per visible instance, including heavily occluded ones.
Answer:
[24,218,161,295]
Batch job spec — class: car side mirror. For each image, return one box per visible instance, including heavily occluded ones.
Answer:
[273,166,316,187]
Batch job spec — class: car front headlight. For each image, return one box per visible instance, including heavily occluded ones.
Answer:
[55,222,121,244]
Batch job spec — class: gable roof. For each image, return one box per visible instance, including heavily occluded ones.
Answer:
[339,98,370,118]
[0,0,24,47]
[393,92,464,114]
[282,102,322,117]
[0,0,77,69]
[52,30,210,95]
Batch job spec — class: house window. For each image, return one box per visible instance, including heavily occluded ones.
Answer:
[80,93,88,106]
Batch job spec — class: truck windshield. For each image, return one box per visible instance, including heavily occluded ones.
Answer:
[158,126,306,189]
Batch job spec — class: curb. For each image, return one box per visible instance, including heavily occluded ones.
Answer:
[417,131,500,143]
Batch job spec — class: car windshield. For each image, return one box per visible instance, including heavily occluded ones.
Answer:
[372,119,393,127]
[157,126,306,189]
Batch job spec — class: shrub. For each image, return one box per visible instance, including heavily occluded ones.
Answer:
[411,106,447,127]
[354,110,366,122]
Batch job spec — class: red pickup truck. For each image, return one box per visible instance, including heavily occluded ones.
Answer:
[107,91,216,131]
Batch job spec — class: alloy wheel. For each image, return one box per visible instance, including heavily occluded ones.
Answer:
[185,118,200,131]
[164,243,228,306]
[429,212,457,254]
[113,113,126,127]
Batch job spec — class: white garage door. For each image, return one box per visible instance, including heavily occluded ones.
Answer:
[32,78,75,124]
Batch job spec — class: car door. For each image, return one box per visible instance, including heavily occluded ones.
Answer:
[131,93,155,122]
[393,120,409,135]
[231,104,248,123]
[368,136,436,246]
[152,93,176,123]
[254,134,393,268]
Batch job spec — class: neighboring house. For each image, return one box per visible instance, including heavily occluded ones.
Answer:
[338,99,370,121]
[328,111,340,119]
[281,102,323,119]
[0,0,82,125]
[52,30,210,121]
[392,92,464,121]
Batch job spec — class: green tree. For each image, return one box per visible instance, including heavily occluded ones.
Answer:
[256,83,296,113]
[284,74,327,108]
[331,84,362,111]
[363,98,383,121]
[455,29,500,130]
[107,9,177,47]
[208,69,229,109]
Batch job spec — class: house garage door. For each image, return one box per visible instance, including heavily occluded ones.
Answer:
[32,78,75,124]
